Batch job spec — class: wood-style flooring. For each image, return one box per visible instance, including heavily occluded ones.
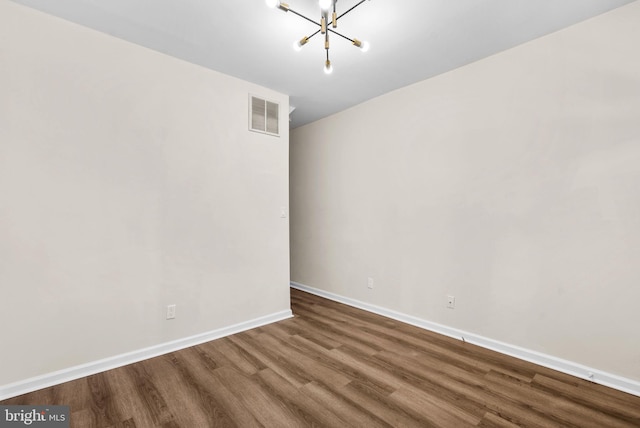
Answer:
[2,288,640,427]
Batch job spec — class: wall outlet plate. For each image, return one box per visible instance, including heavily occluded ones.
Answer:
[447,295,455,309]
[166,304,176,319]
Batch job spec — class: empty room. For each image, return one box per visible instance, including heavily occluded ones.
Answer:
[1,0,639,426]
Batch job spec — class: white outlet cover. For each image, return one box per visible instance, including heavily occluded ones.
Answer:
[447,295,455,309]
[166,304,176,319]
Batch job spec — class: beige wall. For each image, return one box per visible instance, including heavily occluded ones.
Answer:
[0,1,289,386]
[291,2,640,381]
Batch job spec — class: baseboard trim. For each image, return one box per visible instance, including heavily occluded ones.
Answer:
[291,281,640,398]
[0,309,293,401]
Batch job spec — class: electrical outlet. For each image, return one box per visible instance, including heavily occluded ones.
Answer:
[166,304,176,320]
[367,277,374,289]
[447,295,455,309]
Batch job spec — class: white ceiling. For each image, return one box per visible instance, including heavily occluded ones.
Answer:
[11,0,635,128]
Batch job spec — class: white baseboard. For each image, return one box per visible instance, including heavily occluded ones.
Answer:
[0,309,293,401]
[291,281,640,398]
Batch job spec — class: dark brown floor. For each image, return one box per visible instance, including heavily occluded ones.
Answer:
[3,288,640,427]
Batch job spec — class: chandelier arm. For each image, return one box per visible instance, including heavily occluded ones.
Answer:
[336,0,368,21]
[287,8,322,27]
[307,29,322,40]
[279,2,368,38]
[327,28,355,43]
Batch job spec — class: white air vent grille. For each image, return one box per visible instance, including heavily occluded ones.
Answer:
[250,95,279,136]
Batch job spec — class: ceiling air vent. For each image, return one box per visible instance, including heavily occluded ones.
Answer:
[250,95,279,136]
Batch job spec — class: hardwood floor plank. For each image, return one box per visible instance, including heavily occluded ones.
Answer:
[300,381,391,428]
[71,408,96,428]
[254,331,352,388]
[106,418,137,428]
[105,366,157,428]
[531,373,640,425]
[212,365,306,427]
[196,337,263,376]
[226,333,310,389]
[51,377,92,414]
[478,412,522,428]
[369,348,489,419]
[254,368,346,427]
[141,354,227,427]
[176,348,262,428]
[390,387,478,427]
[289,334,397,396]
[87,373,122,427]
[2,288,639,427]
[292,320,343,350]
[340,379,438,428]
[163,352,238,427]
[295,309,383,356]
[125,361,174,426]
[372,349,560,428]
[484,369,638,428]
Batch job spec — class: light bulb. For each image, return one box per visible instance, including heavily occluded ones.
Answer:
[352,39,370,52]
[265,0,278,8]
[293,37,308,52]
[324,60,333,75]
[319,0,332,10]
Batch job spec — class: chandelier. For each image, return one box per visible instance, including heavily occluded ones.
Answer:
[266,0,371,74]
